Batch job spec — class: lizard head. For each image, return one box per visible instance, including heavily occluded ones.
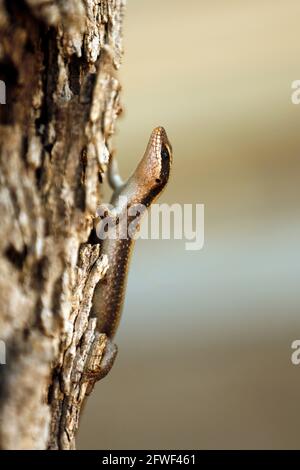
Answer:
[135,126,173,202]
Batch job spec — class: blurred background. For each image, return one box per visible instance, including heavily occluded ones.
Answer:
[78,0,300,449]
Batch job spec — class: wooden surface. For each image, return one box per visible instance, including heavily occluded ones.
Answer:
[0,0,125,449]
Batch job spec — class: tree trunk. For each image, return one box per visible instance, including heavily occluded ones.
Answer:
[0,0,125,450]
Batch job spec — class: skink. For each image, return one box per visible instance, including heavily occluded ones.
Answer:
[91,126,173,378]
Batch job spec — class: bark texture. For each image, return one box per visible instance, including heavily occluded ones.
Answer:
[0,0,125,450]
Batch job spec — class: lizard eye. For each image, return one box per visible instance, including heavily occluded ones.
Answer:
[161,144,170,161]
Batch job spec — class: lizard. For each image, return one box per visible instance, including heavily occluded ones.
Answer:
[90,126,173,379]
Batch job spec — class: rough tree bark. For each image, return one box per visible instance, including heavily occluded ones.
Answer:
[0,0,125,450]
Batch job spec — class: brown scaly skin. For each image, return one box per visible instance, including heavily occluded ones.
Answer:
[91,127,173,378]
